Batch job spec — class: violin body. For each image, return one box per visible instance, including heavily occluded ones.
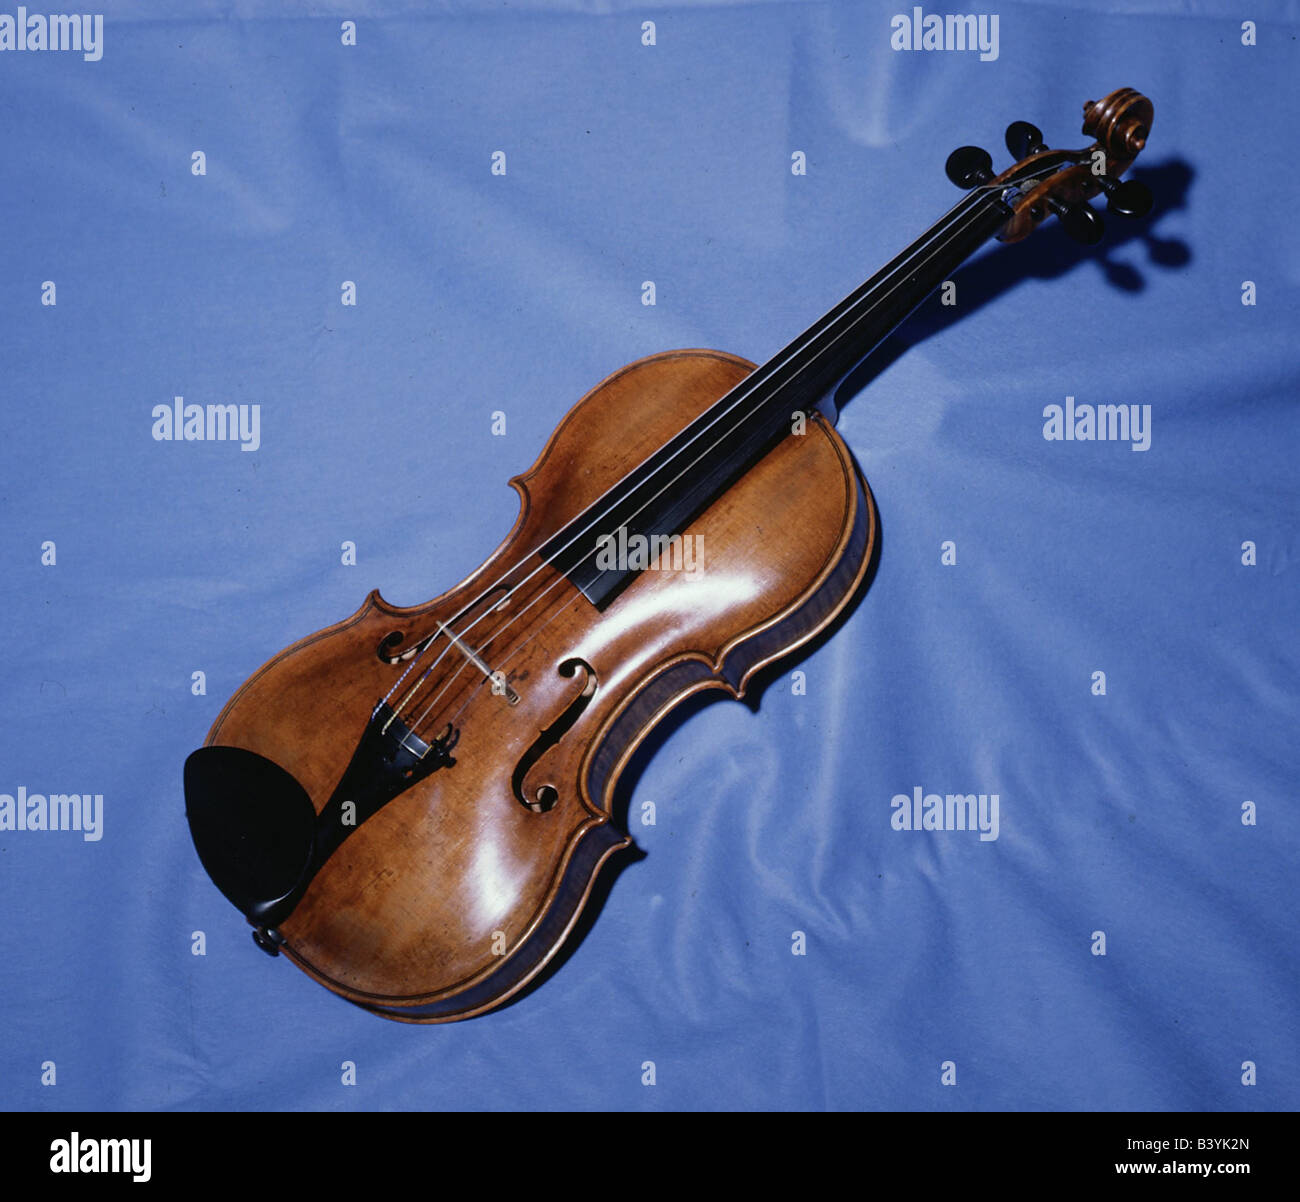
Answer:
[195,348,875,1021]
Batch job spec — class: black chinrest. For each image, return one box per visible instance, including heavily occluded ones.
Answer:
[184,746,317,925]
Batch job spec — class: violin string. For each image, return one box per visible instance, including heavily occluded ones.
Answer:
[399,179,1036,735]
[393,185,1003,729]
[398,154,1080,736]
[397,175,1039,737]
[510,160,1071,619]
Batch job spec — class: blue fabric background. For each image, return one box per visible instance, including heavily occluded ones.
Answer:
[2,0,1296,1112]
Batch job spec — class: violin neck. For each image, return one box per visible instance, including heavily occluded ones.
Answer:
[755,185,1013,418]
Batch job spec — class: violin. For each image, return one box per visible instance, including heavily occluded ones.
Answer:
[184,89,1154,1021]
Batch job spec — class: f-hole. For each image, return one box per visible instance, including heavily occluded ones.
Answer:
[512,658,597,813]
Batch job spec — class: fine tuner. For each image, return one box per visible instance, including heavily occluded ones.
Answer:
[945,89,1154,245]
